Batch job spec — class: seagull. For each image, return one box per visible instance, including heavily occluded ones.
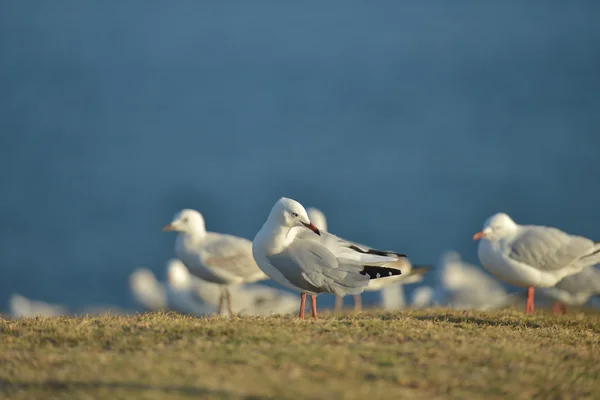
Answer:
[9,294,69,318]
[408,251,511,310]
[130,265,215,316]
[166,258,299,316]
[435,251,511,310]
[411,286,436,308]
[129,267,169,311]
[164,259,219,316]
[253,197,406,320]
[162,209,268,316]
[537,264,600,314]
[306,207,429,312]
[473,213,600,313]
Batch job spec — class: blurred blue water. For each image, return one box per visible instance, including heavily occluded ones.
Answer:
[1,2,599,311]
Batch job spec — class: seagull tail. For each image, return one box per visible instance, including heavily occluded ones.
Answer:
[580,243,600,267]
[410,265,432,277]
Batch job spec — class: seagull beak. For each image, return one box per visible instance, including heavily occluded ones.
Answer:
[162,224,176,232]
[472,231,485,240]
[301,221,321,236]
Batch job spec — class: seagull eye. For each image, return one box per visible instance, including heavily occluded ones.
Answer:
[291,213,298,218]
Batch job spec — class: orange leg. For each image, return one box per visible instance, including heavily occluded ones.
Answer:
[299,293,306,319]
[552,302,561,315]
[525,286,535,314]
[552,302,567,315]
[353,294,362,312]
[310,295,318,320]
[334,295,343,312]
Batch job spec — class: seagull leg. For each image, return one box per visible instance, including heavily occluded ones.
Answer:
[560,303,567,315]
[310,295,318,320]
[353,294,362,312]
[552,302,567,315]
[525,286,535,314]
[225,287,234,317]
[218,288,225,315]
[334,295,343,312]
[298,293,306,319]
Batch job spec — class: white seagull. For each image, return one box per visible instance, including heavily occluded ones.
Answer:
[130,265,215,316]
[9,294,69,318]
[473,213,600,313]
[435,251,511,310]
[129,268,168,312]
[537,264,600,314]
[166,258,299,316]
[163,209,268,315]
[307,207,429,312]
[253,197,406,320]
[408,251,511,310]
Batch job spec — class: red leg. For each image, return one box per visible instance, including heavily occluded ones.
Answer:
[526,286,535,314]
[552,302,561,315]
[299,293,306,319]
[560,303,567,315]
[334,295,343,312]
[353,294,362,312]
[310,295,318,320]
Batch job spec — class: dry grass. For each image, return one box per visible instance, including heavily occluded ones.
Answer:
[0,309,599,400]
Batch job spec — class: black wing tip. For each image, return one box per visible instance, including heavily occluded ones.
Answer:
[360,266,402,279]
[348,245,407,258]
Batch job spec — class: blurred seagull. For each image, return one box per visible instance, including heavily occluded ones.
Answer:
[537,264,600,314]
[409,251,511,310]
[252,197,406,320]
[474,213,600,313]
[129,268,168,311]
[9,294,69,318]
[163,209,268,316]
[129,266,214,315]
[166,258,299,316]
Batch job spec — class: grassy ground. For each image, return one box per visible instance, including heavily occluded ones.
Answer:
[0,309,598,400]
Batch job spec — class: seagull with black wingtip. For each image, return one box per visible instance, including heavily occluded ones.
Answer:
[307,207,430,312]
[252,197,406,320]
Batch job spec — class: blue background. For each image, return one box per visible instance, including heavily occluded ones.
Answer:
[1,2,599,311]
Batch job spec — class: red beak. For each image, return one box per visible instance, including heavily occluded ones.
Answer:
[472,231,485,240]
[162,224,176,232]
[301,222,321,236]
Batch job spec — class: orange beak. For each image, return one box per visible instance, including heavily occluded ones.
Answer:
[162,224,176,232]
[472,231,485,240]
[301,222,321,236]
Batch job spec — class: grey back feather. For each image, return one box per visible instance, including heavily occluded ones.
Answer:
[508,226,595,271]
[266,239,370,296]
[201,233,265,280]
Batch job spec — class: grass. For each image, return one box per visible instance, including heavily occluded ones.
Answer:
[0,309,599,400]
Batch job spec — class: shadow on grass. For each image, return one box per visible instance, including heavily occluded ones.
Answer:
[0,379,272,399]
[411,314,545,329]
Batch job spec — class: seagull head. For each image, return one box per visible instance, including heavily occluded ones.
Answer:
[473,213,517,241]
[162,209,206,234]
[269,197,320,235]
[165,259,192,289]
